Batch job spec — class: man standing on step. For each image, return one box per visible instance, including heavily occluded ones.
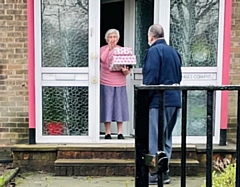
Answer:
[142,24,182,185]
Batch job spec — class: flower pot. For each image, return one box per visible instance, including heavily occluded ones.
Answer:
[46,122,64,135]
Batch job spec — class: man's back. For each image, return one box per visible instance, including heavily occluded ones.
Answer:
[142,39,182,108]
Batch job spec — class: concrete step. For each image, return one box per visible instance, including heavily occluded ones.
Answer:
[0,157,13,163]
[0,151,13,163]
[169,159,199,176]
[171,144,198,160]
[54,158,199,176]
[57,144,197,160]
[55,159,134,176]
[57,145,135,159]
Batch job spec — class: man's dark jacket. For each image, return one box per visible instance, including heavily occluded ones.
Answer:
[142,39,182,108]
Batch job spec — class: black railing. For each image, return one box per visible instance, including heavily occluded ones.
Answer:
[134,85,240,187]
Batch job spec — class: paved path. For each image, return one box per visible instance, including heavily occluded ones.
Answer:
[15,172,205,187]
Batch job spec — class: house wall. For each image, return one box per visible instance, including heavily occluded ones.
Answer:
[0,0,240,144]
[0,0,28,144]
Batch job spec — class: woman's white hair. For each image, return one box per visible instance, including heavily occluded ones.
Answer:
[105,29,120,40]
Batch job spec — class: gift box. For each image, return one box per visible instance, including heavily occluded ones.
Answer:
[108,47,137,71]
[110,55,137,64]
[108,47,134,62]
[109,55,137,71]
[109,64,124,71]
[113,47,133,55]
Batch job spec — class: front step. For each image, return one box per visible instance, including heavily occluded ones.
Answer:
[169,159,199,176]
[11,143,236,176]
[55,159,135,176]
[54,158,199,176]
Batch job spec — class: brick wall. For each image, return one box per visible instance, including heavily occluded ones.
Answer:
[0,0,28,144]
[227,0,240,143]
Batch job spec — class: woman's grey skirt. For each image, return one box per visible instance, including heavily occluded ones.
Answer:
[100,84,129,123]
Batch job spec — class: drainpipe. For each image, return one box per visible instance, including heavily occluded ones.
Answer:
[27,0,36,144]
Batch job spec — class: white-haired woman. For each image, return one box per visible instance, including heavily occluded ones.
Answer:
[100,29,130,139]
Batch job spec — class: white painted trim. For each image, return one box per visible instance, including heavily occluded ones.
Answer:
[217,0,225,84]
[155,0,170,44]
[212,0,226,144]
[89,0,101,142]
[125,0,136,136]
[41,67,89,73]
[153,0,160,24]
[41,81,89,87]
[34,0,43,143]
[181,67,218,73]
[124,0,135,50]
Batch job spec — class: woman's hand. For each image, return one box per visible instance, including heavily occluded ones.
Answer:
[106,33,118,50]
[108,42,117,50]
[108,42,114,50]
[121,65,130,75]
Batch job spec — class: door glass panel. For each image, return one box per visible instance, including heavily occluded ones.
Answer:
[135,0,153,68]
[42,87,89,136]
[40,0,89,138]
[170,0,219,136]
[41,0,89,67]
[170,0,219,67]
[173,91,216,136]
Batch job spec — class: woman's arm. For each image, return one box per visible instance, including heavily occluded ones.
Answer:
[100,46,110,63]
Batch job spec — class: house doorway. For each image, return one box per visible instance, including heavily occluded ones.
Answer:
[100,0,128,137]
[100,0,124,47]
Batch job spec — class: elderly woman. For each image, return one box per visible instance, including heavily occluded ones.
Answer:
[100,29,130,139]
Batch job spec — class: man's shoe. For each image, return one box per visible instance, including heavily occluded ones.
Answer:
[104,134,112,139]
[148,172,171,185]
[117,134,125,139]
[148,173,158,185]
[164,172,171,184]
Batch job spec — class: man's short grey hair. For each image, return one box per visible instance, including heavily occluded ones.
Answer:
[105,29,120,40]
[148,24,164,39]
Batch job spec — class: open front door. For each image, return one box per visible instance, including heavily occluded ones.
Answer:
[35,0,100,143]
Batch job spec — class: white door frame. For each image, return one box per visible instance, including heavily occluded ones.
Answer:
[35,0,100,143]
[153,0,225,144]
[125,0,136,137]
